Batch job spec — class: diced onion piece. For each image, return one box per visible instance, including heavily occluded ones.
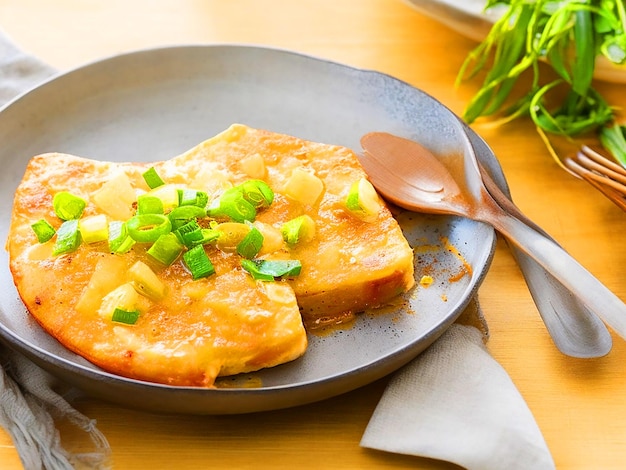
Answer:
[111,308,140,325]
[108,221,135,254]
[147,232,183,266]
[76,255,129,315]
[128,260,166,301]
[30,219,56,243]
[183,245,215,280]
[345,178,382,223]
[236,226,264,259]
[253,222,284,255]
[283,168,324,206]
[98,282,139,320]
[53,191,87,220]
[145,183,180,211]
[281,215,316,245]
[215,222,251,252]
[260,282,296,305]
[240,153,266,179]
[79,214,109,244]
[142,167,165,189]
[52,220,81,256]
[92,172,136,220]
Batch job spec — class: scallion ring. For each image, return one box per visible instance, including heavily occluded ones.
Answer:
[126,214,172,243]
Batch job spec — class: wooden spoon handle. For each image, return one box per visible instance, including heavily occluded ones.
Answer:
[480,204,626,341]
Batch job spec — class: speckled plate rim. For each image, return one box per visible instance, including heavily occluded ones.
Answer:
[0,44,498,414]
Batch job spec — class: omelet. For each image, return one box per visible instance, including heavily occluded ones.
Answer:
[6,124,414,387]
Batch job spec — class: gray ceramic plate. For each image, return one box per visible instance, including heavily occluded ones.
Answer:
[0,45,497,414]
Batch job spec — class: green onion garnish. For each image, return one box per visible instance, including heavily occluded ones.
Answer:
[168,205,206,231]
[241,259,302,281]
[281,215,316,245]
[183,245,215,280]
[240,180,274,209]
[126,214,172,243]
[142,167,165,189]
[175,219,203,247]
[31,219,56,243]
[178,188,209,208]
[108,221,135,254]
[52,219,82,256]
[147,232,183,266]
[208,187,257,222]
[111,308,140,325]
[236,226,264,259]
[193,228,220,246]
[136,194,164,215]
[53,191,86,221]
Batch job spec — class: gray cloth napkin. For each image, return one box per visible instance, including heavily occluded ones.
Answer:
[0,29,111,470]
[0,29,555,470]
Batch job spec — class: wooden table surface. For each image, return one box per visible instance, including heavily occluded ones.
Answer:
[2,1,626,469]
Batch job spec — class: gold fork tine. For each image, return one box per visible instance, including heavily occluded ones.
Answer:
[564,150,626,196]
[579,145,626,187]
[563,150,626,211]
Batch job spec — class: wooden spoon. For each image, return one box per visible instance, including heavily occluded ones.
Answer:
[360,131,626,348]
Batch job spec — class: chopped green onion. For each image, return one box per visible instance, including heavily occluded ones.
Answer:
[208,187,257,222]
[136,194,164,215]
[241,259,302,281]
[126,214,172,243]
[168,205,206,230]
[174,220,203,247]
[281,215,316,245]
[178,188,209,208]
[53,191,86,220]
[111,308,140,325]
[52,219,82,256]
[142,167,165,189]
[183,245,215,280]
[239,180,274,209]
[345,178,381,222]
[108,221,135,254]
[31,219,56,243]
[236,226,264,259]
[79,214,109,244]
[193,228,221,246]
[147,232,183,266]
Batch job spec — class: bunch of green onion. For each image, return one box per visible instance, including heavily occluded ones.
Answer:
[457,0,626,165]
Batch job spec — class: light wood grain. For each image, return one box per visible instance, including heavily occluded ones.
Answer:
[2,1,626,469]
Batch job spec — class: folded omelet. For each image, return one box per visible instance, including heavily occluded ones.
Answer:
[7,124,414,387]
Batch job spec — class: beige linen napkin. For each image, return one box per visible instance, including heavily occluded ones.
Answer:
[361,297,556,469]
[0,30,555,470]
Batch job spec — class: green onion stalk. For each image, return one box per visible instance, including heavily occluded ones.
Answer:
[456,0,626,167]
